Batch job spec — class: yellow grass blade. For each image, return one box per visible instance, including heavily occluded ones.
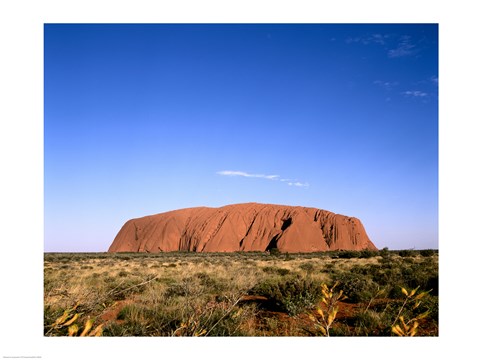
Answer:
[68,324,79,336]
[62,313,79,327]
[415,292,427,300]
[194,329,207,336]
[401,287,409,296]
[80,318,93,337]
[409,322,419,336]
[317,308,324,317]
[392,325,404,336]
[416,311,430,320]
[88,324,104,337]
[53,310,71,326]
[327,313,334,326]
[92,324,104,337]
[318,326,327,336]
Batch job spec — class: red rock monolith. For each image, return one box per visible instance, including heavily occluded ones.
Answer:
[108,203,377,253]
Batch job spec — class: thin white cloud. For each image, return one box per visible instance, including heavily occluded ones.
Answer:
[217,171,309,188]
[374,80,399,90]
[345,34,421,59]
[402,90,428,97]
[345,33,389,45]
[217,170,279,180]
[370,33,389,45]
[388,35,416,58]
[288,182,309,188]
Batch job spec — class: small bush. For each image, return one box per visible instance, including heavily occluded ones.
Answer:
[380,247,390,259]
[359,249,377,259]
[299,262,315,273]
[102,322,125,336]
[321,263,337,274]
[251,275,322,315]
[194,272,228,292]
[262,266,291,276]
[420,249,436,257]
[398,250,416,258]
[353,310,385,335]
[338,251,360,259]
[332,272,379,303]
[269,248,281,256]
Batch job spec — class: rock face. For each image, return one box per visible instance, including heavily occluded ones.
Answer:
[108,203,377,253]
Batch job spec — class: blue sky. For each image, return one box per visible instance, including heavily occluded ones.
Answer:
[44,24,438,252]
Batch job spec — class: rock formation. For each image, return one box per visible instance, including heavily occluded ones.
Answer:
[108,203,377,253]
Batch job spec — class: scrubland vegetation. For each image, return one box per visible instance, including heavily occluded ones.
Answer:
[44,249,438,336]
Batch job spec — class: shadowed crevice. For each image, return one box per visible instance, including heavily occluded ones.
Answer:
[281,218,292,231]
[266,233,281,251]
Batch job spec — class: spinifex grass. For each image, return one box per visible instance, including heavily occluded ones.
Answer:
[44,251,438,336]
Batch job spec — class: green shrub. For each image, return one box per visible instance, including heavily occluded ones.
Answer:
[194,272,228,293]
[398,250,416,258]
[102,322,125,336]
[262,266,291,276]
[269,248,281,256]
[402,263,438,295]
[379,247,390,259]
[338,251,360,259]
[283,253,294,261]
[299,262,315,274]
[321,263,337,274]
[359,249,377,258]
[353,310,385,335]
[420,249,436,257]
[332,272,379,303]
[251,275,322,315]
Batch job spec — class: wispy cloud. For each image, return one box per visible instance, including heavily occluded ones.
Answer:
[388,35,416,58]
[217,170,309,188]
[402,90,428,97]
[216,170,279,180]
[287,182,309,188]
[345,33,389,45]
[346,33,421,59]
[374,80,399,90]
